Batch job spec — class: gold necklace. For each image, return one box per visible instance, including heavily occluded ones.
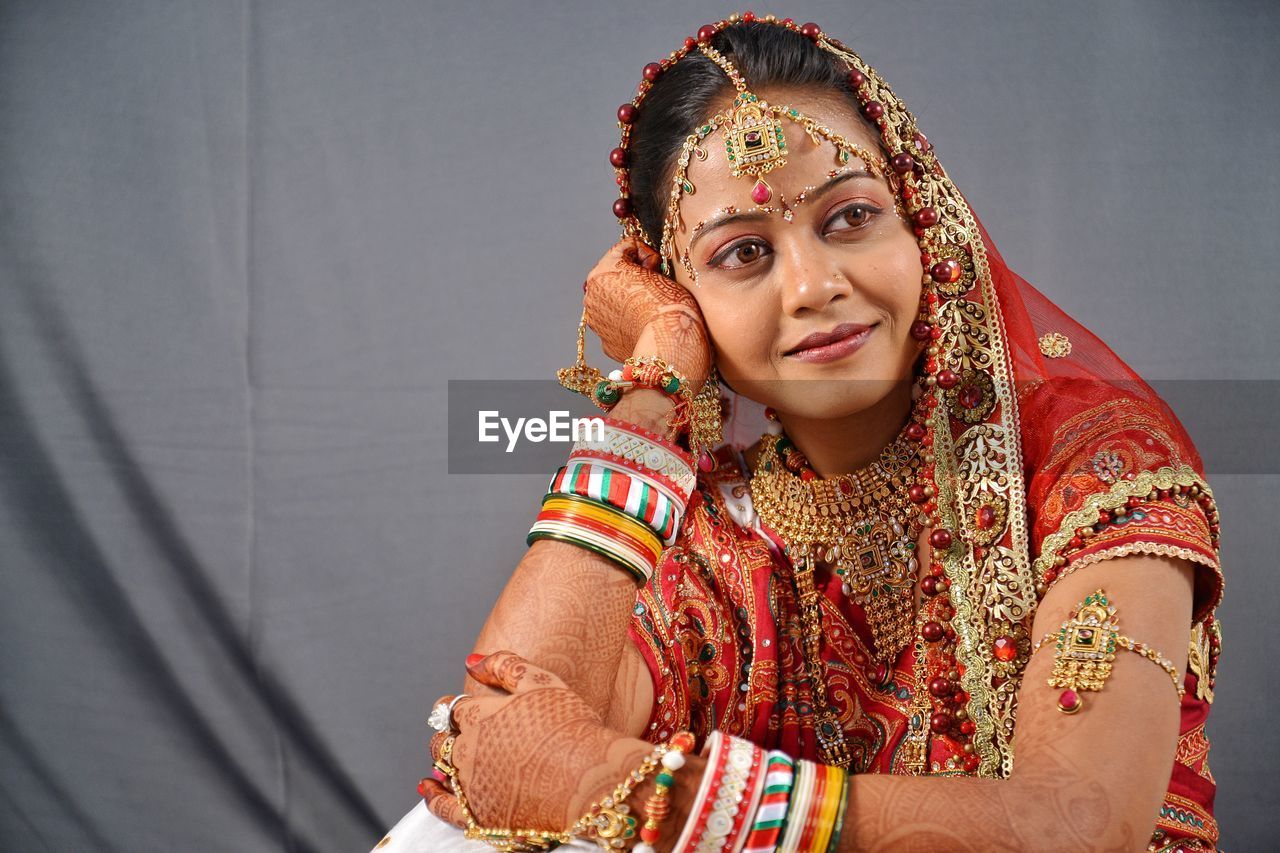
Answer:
[750,427,925,664]
[749,423,926,770]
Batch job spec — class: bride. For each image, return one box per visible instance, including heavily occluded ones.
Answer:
[378,14,1222,852]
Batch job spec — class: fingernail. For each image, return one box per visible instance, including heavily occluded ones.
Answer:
[465,653,485,669]
[417,777,433,798]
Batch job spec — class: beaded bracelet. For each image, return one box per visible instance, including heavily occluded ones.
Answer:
[594,356,690,407]
[564,732,696,851]
[634,731,697,853]
[549,460,682,545]
[527,492,662,582]
[742,751,796,853]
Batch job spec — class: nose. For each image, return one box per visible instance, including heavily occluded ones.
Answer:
[776,241,853,316]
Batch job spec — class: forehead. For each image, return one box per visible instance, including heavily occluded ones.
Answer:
[675,85,886,231]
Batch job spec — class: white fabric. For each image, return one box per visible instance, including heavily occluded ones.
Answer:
[369,801,598,852]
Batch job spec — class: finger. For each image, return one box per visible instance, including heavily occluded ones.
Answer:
[418,778,468,830]
[429,731,451,764]
[636,243,662,270]
[450,694,483,728]
[465,650,568,693]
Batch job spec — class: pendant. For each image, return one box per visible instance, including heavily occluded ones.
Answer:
[1047,590,1119,714]
[825,515,919,663]
[724,93,788,179]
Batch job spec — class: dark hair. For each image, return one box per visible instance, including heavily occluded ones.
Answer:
[628,22,877,252]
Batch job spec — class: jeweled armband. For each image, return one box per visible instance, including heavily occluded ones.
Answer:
[1031,588,1185,714]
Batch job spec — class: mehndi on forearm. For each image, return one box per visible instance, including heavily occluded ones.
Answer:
[466,388,685,719]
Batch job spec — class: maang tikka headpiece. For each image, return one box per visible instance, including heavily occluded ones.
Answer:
[611,24,889,283]
[597,13,1040,780]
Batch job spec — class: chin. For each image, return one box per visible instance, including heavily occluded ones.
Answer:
[772,375,903,421]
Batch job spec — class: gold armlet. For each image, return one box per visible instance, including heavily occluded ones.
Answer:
[1031,589,1185,714]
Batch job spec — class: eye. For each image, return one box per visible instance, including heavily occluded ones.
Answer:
[710,238,772,270]
[824,202,883,234]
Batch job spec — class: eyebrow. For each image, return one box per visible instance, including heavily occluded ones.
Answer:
[686,169,876,258]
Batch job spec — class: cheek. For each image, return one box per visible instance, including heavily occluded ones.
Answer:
[698,291,775,366]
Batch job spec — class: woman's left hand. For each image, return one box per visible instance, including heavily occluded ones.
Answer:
[419,651,655,833]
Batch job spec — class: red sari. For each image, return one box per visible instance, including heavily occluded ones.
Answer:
[627,205,1224,853]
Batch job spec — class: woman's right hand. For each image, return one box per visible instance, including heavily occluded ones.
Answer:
[583,237,712,388]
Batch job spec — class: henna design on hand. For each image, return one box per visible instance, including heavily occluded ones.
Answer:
[583,238,712,384]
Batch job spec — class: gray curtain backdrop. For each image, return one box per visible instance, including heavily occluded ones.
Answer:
[1,1,1275,850]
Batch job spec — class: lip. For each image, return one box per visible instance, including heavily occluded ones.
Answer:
[784,322,876,363]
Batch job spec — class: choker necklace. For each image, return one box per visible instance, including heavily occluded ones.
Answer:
[750,419,926,664]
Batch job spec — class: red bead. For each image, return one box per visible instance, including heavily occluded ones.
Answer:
[935,368,959,389]
[697,448,716,472]
[848,68,866,88]
[617,103,638,124]
[743,11,756,22]
[890,152,916,174]
[640,825,660,843]
[801,21,821,39]
[1068,535,1083,549]
[642,62,662,82]
[873,663,890,686]
[960,719,976,735]
[781,17,794,26]
[684,37,697,50]
[913,207,939,228]
[992,636,1018,662]
[800,469,817,481]
[862,101,884,119]
[929,711,952,733]
[612,198,632,219]
[920,575,938,596]
[930,528,953,549]
[922,621,944,642]
[929,676,953,697]
[697,24,717,42]
[905,421,927,441]
[963,755,981,772]
[931,259,962,283]
[1057,689,1082,713]
[609,147,627,168]
[908,484,929,504]
[910,320,933,341]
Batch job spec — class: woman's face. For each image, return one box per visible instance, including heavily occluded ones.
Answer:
[668,86,925,421]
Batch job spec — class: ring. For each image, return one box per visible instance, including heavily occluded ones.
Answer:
[428,693,470,734]
[432,733,458,779]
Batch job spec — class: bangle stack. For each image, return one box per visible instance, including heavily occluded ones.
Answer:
[528,416,696,583]
[672,733,849,853]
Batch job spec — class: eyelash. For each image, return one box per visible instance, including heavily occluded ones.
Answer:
[708,202,885,270]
